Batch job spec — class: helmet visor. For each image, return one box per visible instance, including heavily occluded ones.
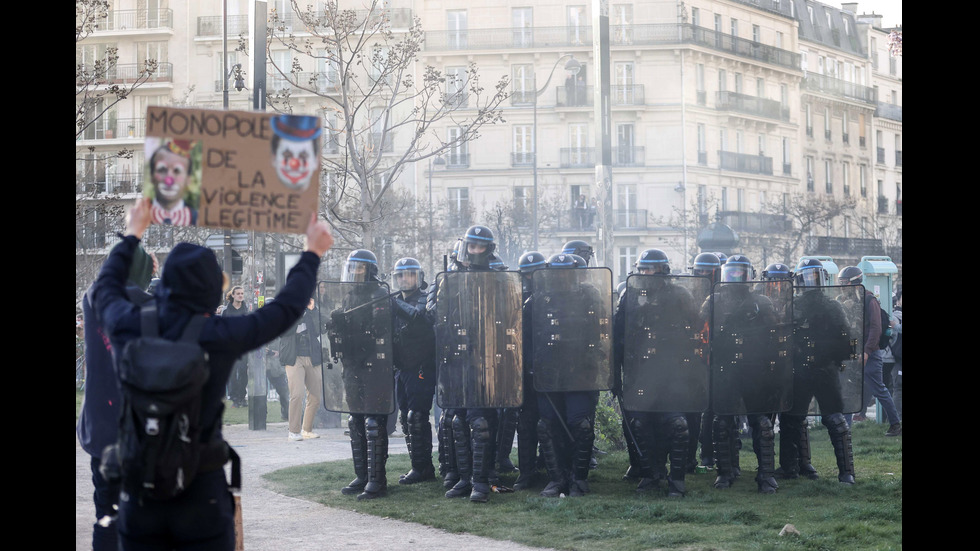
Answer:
[341,259,373,282]
[795,267,826,287]
[721,264,749,282]
[458,238,493,267]
[393,267,421,292]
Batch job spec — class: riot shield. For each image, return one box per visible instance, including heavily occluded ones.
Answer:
[621,274,711,412]
[317,280,395,415]
[434,271,523,409]
[531,267,614,393]
[709,281,794,415]
[792,286,864,415]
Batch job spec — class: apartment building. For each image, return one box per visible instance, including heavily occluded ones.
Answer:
[76,0,901,300]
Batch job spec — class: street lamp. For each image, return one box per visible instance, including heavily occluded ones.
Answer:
[533,54,581,252]
[428,155,446,274]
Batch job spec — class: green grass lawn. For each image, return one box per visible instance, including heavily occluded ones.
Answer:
[264,421,901,551]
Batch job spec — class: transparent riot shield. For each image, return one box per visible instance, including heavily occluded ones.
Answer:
[792,286,864,415]
[317,280,395,415]
[434,271,523,409]
[531,267,614,393]
[709,281,794,416]
[621,274,711,412]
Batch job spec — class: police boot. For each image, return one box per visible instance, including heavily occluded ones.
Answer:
[513,410,539,490]
[496,408,519,473]
[438,410,460,490]
[445,414,473,498]
[825,413,856,485]
[685,412,701,473]
[712,416,736,489]
[342,415,368,495]
[469,416,493,503]
[752,415,778,494]
[400,410,436,485]
[568,418,594,497]
[699,412,715,468]
[627,416,660,492]
[358,416,389,500]
[798,422,819,480]
[731,427,742,479]
[775,414,802,479]
[666,416,690,498]
[536,418,568,497]
[622,414,643,481]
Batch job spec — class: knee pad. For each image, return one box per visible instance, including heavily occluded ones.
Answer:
[366,416,381,438]
[668,416,689,439]
[452,414,467,433]
[573,417,593,442]
[823,413,848,437]
[755,416,774,439]
[470,417,490,444]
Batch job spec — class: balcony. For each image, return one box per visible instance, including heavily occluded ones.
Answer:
[79,117,146,141]
[612,85,644,106]
[79,62,174,86]
[715,91,788,121]
[717,211,791,233]
[801,73,876,105]
[805,236,885,257]
[557,147,645,168]
[197,15,249,37]
[511,152,535,167]
[718,151,773,175]
[875,102,902,122]
[422,23,800,70]
[556,85,592,107]
[510,90,536,106]
[90,9,174,31]
[614,146,645,167]
[76,174,143,196]
[198,8,414,38]
[556,208,647,231]
[445,153,470,169]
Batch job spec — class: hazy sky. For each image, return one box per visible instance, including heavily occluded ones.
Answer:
[839,1,903,28]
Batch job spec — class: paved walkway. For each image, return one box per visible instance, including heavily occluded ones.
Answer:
[75,422,554,551]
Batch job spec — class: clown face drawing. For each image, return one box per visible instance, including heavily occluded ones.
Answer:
[271,115,321,192]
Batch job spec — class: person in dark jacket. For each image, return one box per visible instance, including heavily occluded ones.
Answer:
[77,243,155,551]
[390,257,438,485]
[222,285,250,408]
[92,197,333,550]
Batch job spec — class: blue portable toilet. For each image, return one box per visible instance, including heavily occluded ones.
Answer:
[857,256,898,315]
[796,256,839,285]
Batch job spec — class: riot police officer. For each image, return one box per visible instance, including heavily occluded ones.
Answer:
[615,249,699,497]
[781,258,857,484]
[562,240,594,266]
[335,249,394,500]
[534,253,605,497]
[431,225,506,503]
[512,251,548,490]
[389,257,438,485]
[688,252,722,472]
[762,263,819,481]
[705,255,785,493]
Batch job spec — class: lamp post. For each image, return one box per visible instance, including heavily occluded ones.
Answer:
[428,156,445,274]
[532,54,581,252]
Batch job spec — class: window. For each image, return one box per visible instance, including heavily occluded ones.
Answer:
[696,64,705,91]
[720,129,728,151]
[446,66,469,107]
[752,24,760,42]
[512,64,534,104]
[780,84,788,105]
[824,159,832,194]
[618,246,637,284]
[568,6,588,44]
[513,125,533,164]
[736,188,744,211]
[714,14,722,33]
[616,123,634,164]
[718,69,727,92]
[801,51,808,73]
[270,50,292,90]
[448,187,470,227]
[824,107,831,140]
[614,62,635,104]
[691,7,699,27]
[513,185,531,225]
[315,51,339,92]
[697,124,707,163]
[447,127,468,167]
[805,105,812,136]
[842,162,850,195]
[807,6,814,26]
[782,137,790,172]
[843,215,850,238]
[612,4,633,44]
[617,183,636,211]
[859,165,867,196]
[721,187,729,210]
[758,134,766,156]
[448,10,467,49]
[734,72,743,94]
[512,7,533,47]
[806,157,814,191]
[756,78,764,97]
[569,123,588,165]
[137,41,168,66]
[730,18,738,37]
[776,31,783,49]
[736,130,744,154]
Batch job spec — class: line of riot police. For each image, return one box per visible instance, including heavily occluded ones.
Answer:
[305,225,865,503]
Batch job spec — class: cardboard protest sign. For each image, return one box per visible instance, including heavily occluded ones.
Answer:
[144,106,321,234]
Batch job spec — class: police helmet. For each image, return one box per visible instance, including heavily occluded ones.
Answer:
[562,240,594,265]
[457,225,496,268]
[393,257,425,292]
[713,252,728,264]
[635,248,670,275]
[692,252,722,282]
[518,251,547,273]
[341,249,379,282]
[794,258,829,287]
[838,266,864,286]
[761,263,793,281]
[546,253,578,269]
[616,280,627,299]
[721,254,754,282]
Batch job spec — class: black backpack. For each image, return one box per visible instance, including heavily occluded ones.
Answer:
[877,306,892,350]
[101,304,213,501]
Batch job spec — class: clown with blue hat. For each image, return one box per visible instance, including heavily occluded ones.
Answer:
[271,114,321,191]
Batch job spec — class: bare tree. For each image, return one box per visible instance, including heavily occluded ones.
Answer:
[479,190,569,266]
[266,1,509,251]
